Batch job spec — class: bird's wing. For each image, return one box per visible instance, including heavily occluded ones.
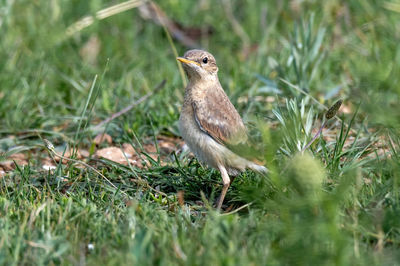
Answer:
[191,88,247,146]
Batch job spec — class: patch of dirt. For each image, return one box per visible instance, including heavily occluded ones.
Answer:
[0,153,28,171]
[0,135,185,173]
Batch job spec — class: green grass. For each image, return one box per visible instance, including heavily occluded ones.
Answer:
[1,0,400,265]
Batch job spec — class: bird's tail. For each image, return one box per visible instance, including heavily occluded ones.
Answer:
[247,162,268,174]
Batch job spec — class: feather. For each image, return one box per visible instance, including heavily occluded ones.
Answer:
[191,87,247,146]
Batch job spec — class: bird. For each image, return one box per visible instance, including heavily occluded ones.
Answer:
[177,49,267,209]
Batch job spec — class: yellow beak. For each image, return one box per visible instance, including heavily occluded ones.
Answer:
[176,57,201,66]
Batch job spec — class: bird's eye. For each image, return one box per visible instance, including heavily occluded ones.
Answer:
[202,57,208,64]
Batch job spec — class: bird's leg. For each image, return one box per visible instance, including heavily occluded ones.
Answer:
[216,165,230,210]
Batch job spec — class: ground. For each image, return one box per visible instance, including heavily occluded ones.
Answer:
[0,0,399,265]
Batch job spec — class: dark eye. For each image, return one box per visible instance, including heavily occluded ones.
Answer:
[202,57,208,64]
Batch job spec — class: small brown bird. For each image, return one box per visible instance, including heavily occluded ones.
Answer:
[177,49,267,209]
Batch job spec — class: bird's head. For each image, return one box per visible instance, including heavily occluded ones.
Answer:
[177,49,218,81]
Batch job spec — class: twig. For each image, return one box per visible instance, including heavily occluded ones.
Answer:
[142,1,188,87]
[138,1,199,48]
[66,0,146,37]
[221,202,252,216]
[301,99,343,152]
[93,79,166,130]
[302,120,327,152]
[280,79,361,136]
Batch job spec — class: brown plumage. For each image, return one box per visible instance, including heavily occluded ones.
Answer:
[192,89,247,145]
[177,49,267,209]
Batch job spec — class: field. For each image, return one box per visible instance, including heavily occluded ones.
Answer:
[1,0,400,265]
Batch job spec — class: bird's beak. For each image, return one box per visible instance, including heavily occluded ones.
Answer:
[177,57,201,66]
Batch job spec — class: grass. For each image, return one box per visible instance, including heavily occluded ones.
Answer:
[1,0,400,265]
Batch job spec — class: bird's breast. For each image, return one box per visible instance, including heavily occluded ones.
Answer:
[179,101,220,168]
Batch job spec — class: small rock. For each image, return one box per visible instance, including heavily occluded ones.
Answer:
[54,149,82,164]
[122,143,136,156]
[95,147,138,166]
[42,164,57,171]
[80,149,90,158]
[42,157,56,171]
[93,133,113,145]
